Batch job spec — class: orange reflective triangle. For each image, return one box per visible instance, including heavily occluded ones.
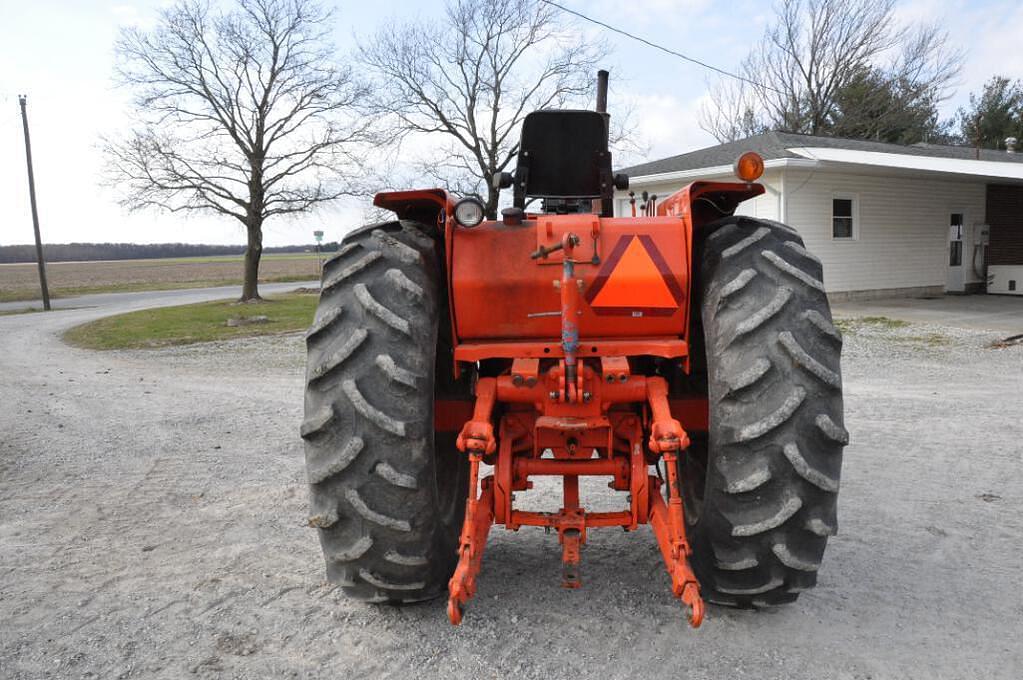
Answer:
[590,236,678,309]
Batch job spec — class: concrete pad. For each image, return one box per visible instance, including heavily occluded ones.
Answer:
[832,294,1023,334]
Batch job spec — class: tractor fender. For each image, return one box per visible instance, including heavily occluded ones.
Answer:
[374,189,454,233]
[374,188,463,379]
[656,181,765,230]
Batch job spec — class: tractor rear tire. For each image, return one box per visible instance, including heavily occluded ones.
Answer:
[302,220,467,604]
[686,215,848,607]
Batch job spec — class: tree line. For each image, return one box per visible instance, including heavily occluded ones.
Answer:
[100,0,1020,301]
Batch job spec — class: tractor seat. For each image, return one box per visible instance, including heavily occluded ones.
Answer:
[515,110,610,200]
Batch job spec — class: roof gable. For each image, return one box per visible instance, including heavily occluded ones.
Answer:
[619,131,1023,177]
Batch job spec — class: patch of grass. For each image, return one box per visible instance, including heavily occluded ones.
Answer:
[0,307,42,316]
[834,315,910,334]
[899,332,950,347]
[834,315,952,347]
[855,316,910,328]
[0,290,50,303]
[63,292,318,350]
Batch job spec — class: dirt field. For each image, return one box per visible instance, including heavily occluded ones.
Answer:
[1,301,1021,679]
[0,254,321,302]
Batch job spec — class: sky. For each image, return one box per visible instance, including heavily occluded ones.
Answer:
[1,0,1021,248]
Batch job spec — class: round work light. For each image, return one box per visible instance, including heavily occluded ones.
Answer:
[453,198,486,228]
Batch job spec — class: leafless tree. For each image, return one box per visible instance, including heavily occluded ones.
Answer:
[700,0,961,142]
[699,78,766,144]
[105,0,372,301]
[359,0,610,218]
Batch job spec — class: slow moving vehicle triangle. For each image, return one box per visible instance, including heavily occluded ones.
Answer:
[587,235,680,312]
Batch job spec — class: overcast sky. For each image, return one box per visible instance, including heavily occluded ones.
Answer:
[1,0,1021,247]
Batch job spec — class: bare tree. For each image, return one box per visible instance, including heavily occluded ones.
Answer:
[699,78,766,144]
[105,0,372,301]
[700,0,961,142]
[359,0,608,218]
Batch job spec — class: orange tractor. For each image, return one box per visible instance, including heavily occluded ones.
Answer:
[302,71,847,627]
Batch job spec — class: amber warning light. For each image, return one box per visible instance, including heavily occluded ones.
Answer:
[734,151,765,182]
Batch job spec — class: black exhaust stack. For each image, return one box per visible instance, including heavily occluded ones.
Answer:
[595,69,628,201]
[596,69,609,115]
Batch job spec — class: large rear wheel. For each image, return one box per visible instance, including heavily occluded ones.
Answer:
[685,215,848,606]
[302,220,467,603]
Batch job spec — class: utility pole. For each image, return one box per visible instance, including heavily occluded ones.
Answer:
[19,95,51,311]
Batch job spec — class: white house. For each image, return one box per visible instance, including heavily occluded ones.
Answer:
[616,131,1023,300]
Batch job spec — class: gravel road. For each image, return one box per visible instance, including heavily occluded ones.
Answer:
[1,297,1021,679]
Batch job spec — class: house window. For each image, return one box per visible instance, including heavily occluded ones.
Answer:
[832,197,855,239]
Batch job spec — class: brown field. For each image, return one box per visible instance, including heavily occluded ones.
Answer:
[0,253,322,302]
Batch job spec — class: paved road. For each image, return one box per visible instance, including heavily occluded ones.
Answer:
[0,281,320,315]
[1,288,1021,679]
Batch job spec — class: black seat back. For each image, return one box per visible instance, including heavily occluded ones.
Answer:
[513,110,613,211]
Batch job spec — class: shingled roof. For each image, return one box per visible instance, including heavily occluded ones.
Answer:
[619,130,1023,177]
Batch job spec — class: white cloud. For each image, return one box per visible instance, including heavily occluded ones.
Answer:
[955,1,1023,103]
[617,90,717,166]
[109,4,146,26]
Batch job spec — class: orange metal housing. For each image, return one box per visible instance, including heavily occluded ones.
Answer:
[374,180,765,370]
[451,213,691,341]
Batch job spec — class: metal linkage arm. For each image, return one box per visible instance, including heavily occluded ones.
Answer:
[647,377,689,453]
[449,377,501,624]
[645,376,703,627]
[447,457,495,625]
[456,378,498,455]
[649,471,704,627]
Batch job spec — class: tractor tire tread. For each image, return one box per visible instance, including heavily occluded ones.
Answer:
[303,220,466,604]
[690,215,847,606]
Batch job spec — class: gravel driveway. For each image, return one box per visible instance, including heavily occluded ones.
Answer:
[1,299,1021,679]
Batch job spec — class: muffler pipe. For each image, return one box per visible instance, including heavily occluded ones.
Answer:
[596,69,609,114]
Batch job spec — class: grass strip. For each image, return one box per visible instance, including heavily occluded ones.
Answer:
[63,292,318,350]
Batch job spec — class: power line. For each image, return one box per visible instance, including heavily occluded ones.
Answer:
[538,0,781,94]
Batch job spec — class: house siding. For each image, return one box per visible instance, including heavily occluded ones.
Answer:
[777,170,986,293]
[617,167,992,295]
